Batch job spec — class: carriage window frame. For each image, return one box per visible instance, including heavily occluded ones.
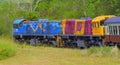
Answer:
[117,25,119,35]
[109,26,113,35]
[112,26,114,35]
[109,26,112,35]
[105,25,109,35]
[107,26,109,35]
[108,25,120,35]
[118,26,120,35]
[115,26,118,35]
[113,26,117,35]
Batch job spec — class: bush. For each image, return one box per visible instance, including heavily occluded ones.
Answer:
[84,46,120,57]
[24,11,40,20]
[0,39,17,60]
[87,47,113,57]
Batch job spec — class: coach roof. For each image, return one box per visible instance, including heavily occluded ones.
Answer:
[104,17,120,24]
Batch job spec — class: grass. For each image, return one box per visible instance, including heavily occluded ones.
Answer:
[0,38,120,65]
[0,37,17,60]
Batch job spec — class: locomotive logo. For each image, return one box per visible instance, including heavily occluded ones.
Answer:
[39,24,45,32]
[30,24,39,32]
[30,24,45,32]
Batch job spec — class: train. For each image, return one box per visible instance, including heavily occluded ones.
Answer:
[13,15,120,48]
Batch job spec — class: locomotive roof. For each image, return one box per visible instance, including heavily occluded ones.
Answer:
[92,15,115,22]
[13,19,25,24]
[104,17,120,24]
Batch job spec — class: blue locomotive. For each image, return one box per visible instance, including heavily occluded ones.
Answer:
[13,19,62,46]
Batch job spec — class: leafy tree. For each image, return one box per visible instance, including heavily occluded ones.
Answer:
[0,0,120,35]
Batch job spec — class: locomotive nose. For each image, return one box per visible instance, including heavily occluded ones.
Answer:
[13,29,18,32]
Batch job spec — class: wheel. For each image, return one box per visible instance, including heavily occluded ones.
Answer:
[30,39,36,46]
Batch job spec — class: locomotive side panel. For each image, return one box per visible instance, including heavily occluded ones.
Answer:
[74,20,85,35]
[85,20,92,35]
[49,21,62,34]
[65,20,75,34]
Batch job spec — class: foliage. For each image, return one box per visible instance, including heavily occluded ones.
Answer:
[24,11,40,20]
[0,0,120,35]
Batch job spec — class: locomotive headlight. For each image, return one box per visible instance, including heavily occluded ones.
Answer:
[13,29,18,32]
[15,29,18,32]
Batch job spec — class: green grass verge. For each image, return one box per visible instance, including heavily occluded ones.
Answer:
[0,37,17,60]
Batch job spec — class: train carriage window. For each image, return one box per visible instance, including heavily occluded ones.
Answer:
[113,26,115,35]
[112,26,118,35]
[109,26,110,34]
[119,26,120,35]
[115,26,117,35]
[111,26,114,35]
[110,26,114,35]
[115,26,118,35]
[109,26,112,35]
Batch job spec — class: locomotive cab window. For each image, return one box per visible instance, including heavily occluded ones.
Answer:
[13,21,24,28]
[97,22,99,27]
[100,21,104,26]
[92,22,99,28]
[92,23,95,27]
[19,21,24,27]
[13,24,19,28]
